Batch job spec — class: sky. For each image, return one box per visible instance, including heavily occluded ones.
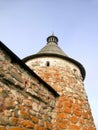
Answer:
[0,0,98,128]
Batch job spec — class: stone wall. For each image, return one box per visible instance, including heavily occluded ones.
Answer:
[0,44,58,130]
[26,57,96,130]
[0,42,96,130]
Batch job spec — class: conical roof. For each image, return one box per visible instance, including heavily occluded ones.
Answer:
[37,35,68,56]
[23,35,86,80]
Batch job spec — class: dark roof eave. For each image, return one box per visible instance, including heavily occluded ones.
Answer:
[23,53,86,81]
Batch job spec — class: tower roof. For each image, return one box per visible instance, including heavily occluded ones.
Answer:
[23,35,86,80]
[37,35,68,56]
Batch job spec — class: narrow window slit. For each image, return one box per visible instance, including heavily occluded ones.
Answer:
[46,61,50,67]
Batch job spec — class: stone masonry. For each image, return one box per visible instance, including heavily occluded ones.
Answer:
[26,57,96,130]
[24,35,96,130]
[0,43,59,130]
[0,34,96,130]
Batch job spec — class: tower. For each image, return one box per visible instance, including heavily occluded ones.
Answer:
[23,35,96,130]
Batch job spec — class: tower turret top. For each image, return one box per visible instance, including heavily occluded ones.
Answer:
[23,35,86,80]
[37,34,67,56]
[47,34,58,44]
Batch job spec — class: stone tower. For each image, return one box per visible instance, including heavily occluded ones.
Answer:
[23,35,96,130]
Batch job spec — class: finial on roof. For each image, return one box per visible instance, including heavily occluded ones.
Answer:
[47,34,58,45]
[52,32,54,36]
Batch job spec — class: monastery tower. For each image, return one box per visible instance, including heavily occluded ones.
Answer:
[23,35,96,130]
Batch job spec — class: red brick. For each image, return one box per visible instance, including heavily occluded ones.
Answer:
[57,113,67,119]
[23,100,32,106]
[0,126,6,130]
[42,128,46,130]
[69,125,80,130]
[9,117,18,125]
[57,108,63,113]
[87,110,92,115]
[35,125,43,130]
[74,110,81,117]
[0,107,4,112]
[59,96,67,101]
[45,122,52,129]
[72,103,81,110]
[85,120,91,125]
[19,110,30,119]
[19,120,34,128]
[82,112,88,119]
[31,116,38,123]
[18,105,25,110]
[79,118,84,125]
[57,101,63,108]
[64,100,72,107]
[9,128,26,130]
[82,127,87,130]
[58,122,67,129]
[63,119,70,125]
[64,107,71,114]
[70,116,78,123]
[88,126,96,130]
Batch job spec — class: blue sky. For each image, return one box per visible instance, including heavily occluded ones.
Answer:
[0,0,98,128]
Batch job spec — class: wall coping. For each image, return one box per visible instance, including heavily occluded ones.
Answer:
[0,41,59,97]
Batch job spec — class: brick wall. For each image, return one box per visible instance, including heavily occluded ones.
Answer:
[26,57,96,130]
[0,44,58,130]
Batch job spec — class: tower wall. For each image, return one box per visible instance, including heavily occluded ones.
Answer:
[26,57,83,94]
[0,34,96,130]
[26,57,96,130]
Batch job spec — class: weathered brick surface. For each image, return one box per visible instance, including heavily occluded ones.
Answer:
[26,57,96,129]
[0,47,57,129]
[0,43,96,130]
[0,126,7,130]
